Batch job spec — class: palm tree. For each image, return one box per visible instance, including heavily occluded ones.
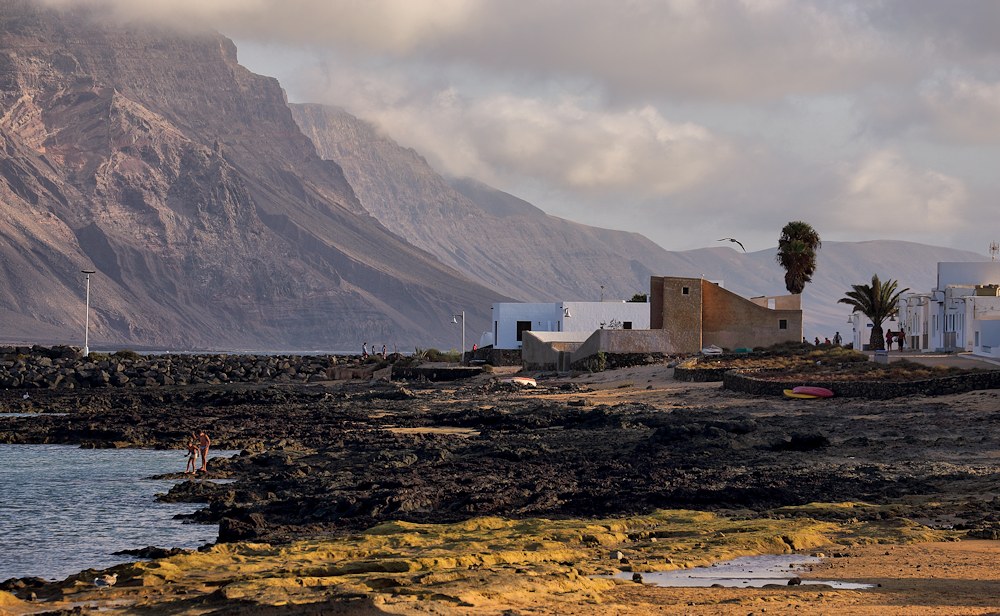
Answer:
[838,275,909,350]
[776,221,822,294]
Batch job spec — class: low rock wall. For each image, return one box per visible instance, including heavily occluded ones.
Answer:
[390,366,483,382]
[0,345,364,389]
[723,368,1000,399]
[673,366,731,382]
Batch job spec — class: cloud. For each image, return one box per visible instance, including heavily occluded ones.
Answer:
[40,0,922,103]
[920,76,1000,144]
[827,150,967,239]
[338,87,737,200]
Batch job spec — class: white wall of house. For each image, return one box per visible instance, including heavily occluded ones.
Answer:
[491,300,650,350]
[972,318,1000,358]
[898,262,1000,355]
[938,262,1000,288]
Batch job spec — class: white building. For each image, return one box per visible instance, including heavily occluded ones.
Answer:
[490,300,650,350]
[897,262,1000,358]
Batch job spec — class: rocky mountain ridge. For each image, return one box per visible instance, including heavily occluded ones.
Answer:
[0,0,502,351]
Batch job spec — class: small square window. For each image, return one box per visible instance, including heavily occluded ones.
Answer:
[623,321,632,330]
[682,287,689,295]
[779,319,788,330]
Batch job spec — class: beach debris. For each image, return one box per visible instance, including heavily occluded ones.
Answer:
[93,573,117,588]
[610,550,624,560]
[632,572,644,583]
[787,576,802,586]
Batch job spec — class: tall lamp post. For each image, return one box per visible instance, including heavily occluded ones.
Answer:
[450,311,465,365]
[81,269,95,357]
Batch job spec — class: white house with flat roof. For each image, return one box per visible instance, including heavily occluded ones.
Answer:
[490,300,650,350]
[897,262,1000,357]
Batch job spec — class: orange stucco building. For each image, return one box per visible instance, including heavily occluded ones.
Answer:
[650,276,802,352]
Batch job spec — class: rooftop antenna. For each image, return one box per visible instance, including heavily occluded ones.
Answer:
[991,241,999,262]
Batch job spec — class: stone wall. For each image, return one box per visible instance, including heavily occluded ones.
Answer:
[0,346,366,389]
[722,368,1000,400]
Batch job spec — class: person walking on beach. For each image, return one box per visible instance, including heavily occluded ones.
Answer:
[885,330,894,351]
[197,430,211,473]
[833,331,842,346]
[362,342,369,358]
[185,432,198,475]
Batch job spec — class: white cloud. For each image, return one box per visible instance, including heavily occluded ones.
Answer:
[829,150,967,238]
[353,90,737,200]
[921,76,1000,144]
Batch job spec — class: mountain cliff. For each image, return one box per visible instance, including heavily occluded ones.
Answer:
[291,103,682,303]
[0,1,502,351]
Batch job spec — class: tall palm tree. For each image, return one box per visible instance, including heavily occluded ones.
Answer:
[776,221,821,294]
[838,275,909,350]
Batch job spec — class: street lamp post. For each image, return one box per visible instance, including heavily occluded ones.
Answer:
[81,269,95,357]
[450,311,465,365]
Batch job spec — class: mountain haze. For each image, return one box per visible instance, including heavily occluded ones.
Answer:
[291,103,680,303]
[0,1,501,351]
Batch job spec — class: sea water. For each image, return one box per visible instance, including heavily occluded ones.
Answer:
[613,554,873,589]
[0,444,231,581]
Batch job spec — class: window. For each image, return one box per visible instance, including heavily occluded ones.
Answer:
[623,321,632,330]
[682,287,689,295]
[779,319,788,330]
[516,320,531,342]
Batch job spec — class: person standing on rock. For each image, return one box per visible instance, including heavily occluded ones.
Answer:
[197,430,211,473]
[362,342,369,358]
[185,433,198,475]
[381,344,387,359]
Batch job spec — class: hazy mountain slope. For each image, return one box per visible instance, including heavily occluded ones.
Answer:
[0,1,502,350]
[291,103,689,302]
[291,103,988,340]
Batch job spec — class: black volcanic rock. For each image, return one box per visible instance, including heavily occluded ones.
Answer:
[0,0,502,350]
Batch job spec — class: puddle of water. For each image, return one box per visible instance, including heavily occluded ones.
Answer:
[613,554,873,589]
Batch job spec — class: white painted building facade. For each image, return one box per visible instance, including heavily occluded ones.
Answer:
[490,301,650,350]
[897,262,1000,358]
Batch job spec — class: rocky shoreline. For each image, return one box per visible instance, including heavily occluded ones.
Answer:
[3,350,1000,613]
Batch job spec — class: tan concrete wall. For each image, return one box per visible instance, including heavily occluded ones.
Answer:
[572,329,676,362]
[701,282,802,349]
[650,277,665,329]
[651,276,703,353]
[522,331,583,368]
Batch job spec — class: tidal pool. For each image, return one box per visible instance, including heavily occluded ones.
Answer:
[614,554,873,589]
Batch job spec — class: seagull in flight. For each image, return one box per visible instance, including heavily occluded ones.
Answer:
[717,237,746,252]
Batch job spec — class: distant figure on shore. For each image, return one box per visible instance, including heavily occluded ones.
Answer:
[185,432,198,474]
[814,337,820,346]
[885,330,894,350]
[197,430,211,473]
[362,342,369,358]
[899,328,906,350]
[381,344,387,359]
[824,337,831,345]
[833,331,842,346]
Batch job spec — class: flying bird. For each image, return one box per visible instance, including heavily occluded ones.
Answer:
[717,237,746,252]
[94,573,118,588]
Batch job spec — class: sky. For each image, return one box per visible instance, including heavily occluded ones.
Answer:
[43,0,1000,254]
